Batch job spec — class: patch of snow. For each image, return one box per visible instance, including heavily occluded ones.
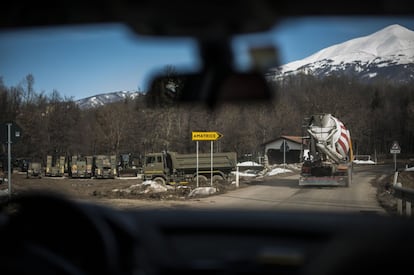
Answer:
[112,180,173,194]
[353,160,376,165]
[232,171,257,177]
[142,180,172,193]
[188,187,217,197]
[404,167,414,171]
[237,161,263,167]
[267,168,292,176]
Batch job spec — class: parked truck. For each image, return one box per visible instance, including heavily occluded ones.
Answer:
[94,155,117,179]
[143,151,237,185]
[45,155,65,177]
[117,153,142,177]
[26,161,42,178]
[69,155,93,178]
[299,114,353,186]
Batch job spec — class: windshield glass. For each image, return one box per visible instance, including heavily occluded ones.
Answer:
[1,16,414,214]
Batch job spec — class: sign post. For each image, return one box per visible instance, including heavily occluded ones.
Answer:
[196,141,199,187]
[1,122,22,199]
[192,131,223,188]
[211,141,213,186]
[280,140,290,169]
[390,141,401,171]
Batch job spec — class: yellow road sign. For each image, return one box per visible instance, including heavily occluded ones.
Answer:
[192,131,223,141]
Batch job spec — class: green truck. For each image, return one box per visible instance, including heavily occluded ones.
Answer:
[69,155,93,178]
[26,162,42,178]
[117,153,142,177]
[94,155,117,179]
[45,155,65,177]
[143,151,237,185]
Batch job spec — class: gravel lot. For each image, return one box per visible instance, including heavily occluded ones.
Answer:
[0,172,255,208]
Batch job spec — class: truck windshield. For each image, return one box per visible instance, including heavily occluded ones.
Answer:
[145,156,162,164]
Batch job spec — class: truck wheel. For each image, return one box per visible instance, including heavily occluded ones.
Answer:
[195,175,208,186]
[212,175,224,184]
[153,177,166,186]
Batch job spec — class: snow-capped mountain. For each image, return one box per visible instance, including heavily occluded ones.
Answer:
[76,91,143,109]
[267,24,414,84]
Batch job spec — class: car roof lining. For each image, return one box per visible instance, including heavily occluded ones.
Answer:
[1,1,414,37]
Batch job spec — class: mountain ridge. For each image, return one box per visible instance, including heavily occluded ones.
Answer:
[75,90,143,109]
[268,24,414,84]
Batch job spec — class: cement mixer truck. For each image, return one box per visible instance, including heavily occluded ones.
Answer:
[299,114,353,186]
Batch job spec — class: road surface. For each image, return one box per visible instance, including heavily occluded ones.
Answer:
[97,165,389,214]
[194,165,387,214]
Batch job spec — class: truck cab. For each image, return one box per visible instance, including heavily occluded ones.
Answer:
[94,155,117,179]
[143,152,171,184]
[69,155,93,178]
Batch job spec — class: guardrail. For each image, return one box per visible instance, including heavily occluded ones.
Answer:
[392,171,414,216]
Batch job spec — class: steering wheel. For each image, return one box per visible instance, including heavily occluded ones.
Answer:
[0,192,121,275]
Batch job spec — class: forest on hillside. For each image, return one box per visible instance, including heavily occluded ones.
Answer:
[1,73,414,163]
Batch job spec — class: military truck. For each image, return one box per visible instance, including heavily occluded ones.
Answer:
[69,155,93,178]
[26,162,42,178]
[45,155,65,177]
[94,155,117,179]
[142,151,237,185]
[117,153,142,177]
[14,158,30,172]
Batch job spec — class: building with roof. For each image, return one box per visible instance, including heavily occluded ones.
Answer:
[262,136,304,166]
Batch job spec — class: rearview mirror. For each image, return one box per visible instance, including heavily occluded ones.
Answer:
[146,71,274,108]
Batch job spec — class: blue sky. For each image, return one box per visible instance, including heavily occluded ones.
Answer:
[1,16,414,100]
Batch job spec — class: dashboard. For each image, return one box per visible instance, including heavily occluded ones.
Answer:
[1,192,414,275]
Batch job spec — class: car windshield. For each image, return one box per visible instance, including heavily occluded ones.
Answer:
[1,16,414,214]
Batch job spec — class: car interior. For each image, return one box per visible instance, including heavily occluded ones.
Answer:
[1,1,414,274]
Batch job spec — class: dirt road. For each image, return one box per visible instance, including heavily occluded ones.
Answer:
[196,166,386,214]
